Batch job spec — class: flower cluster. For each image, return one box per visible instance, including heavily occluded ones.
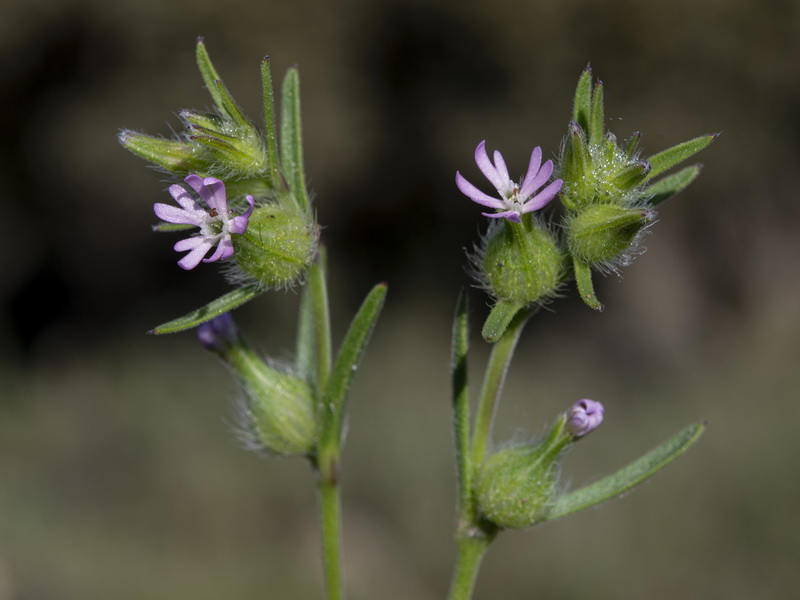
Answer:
[154,175,254,270]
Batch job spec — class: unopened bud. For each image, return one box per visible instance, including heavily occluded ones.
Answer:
[566,399,604,437]
[566,204,655,267]
[198,314,318,456]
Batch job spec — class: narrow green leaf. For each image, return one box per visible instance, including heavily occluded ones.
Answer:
[261,56,281,186]
[195,39,226,117]
[481,300,525,343]
[548,421,706,521]
[212,79,252,131]
[295,273,315,384]
[149,284,262,335]
[280,68,310,213]
[295,250,332,392]
[643,165,702,206]
[152,222,195,233]
[623,131,641,157]
[572,66,593,133]
[573,259,604,312]
[588,81,604,145]
[644,134,717,181]
[451,291,473,520]
[319,284,387,450]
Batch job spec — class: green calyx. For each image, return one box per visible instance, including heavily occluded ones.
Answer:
[475,416,571,529]
[226,342,318,457]
[567,204,655,266]
[479,218,565,306]
[233,200,317,290]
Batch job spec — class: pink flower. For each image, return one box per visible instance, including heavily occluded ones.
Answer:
[154,175,254,270]
[456,141,563,223]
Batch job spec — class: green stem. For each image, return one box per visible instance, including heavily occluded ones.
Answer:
[316,461,344,600]
[447,532,494,600]
[470,308,533,468]
[310,248,332,392]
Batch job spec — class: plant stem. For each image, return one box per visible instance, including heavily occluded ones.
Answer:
[470,308,533,468]
[317,459,344,600]
[447,531,494,600]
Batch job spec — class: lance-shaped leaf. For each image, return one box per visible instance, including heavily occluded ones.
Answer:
[195,40,252,131]
[572,66,593,133]
[295,250,332,391]
[643,165,703,206]
[573,259,604,312]
[644,134,718,181]
[451,291,473,520]
[546,421,706,522]
[152,222,195,233]
[149,284,262,334]
[280,68,311,213]
[261,56,281,186]
[482,299,525,343]
[195,40,227,117]
[318,284,387,451]
[588,80,605,145]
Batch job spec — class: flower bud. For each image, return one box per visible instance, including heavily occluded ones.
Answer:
[118,130,205,174]
[198,315,318,456]
[476,400,604,529]
[566,399,604,437]
[232,200,317,290]
[197,312,239,353]
[566,204,655,267]
[477,219,565,305]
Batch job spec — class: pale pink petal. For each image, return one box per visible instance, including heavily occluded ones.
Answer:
[154,202,206,226]
[174,236,214,270]
[520,158,554,199]
[482,209,522,223]
[456,172,505,209]
[492,150,510,186]
[521,178,562,213]
[474,141,505,191]
[518,147,544,197]
[200,177,228,215]
[204,237,234,263]
[168,184,202,212]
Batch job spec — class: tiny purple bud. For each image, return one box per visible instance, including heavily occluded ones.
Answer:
[197,313,239,353]
[456,141,563,223]
[567,399,604,437]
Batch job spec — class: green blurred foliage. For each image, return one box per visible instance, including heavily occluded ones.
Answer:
[1,0,799,598]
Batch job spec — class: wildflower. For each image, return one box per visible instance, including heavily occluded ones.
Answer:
[456,141,563,223]
[566,399,604,437]
[154,174,255,270]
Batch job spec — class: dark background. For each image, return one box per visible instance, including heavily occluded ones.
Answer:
[1,0,798,598]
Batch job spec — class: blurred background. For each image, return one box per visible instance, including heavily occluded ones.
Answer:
[1,0,799,598]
